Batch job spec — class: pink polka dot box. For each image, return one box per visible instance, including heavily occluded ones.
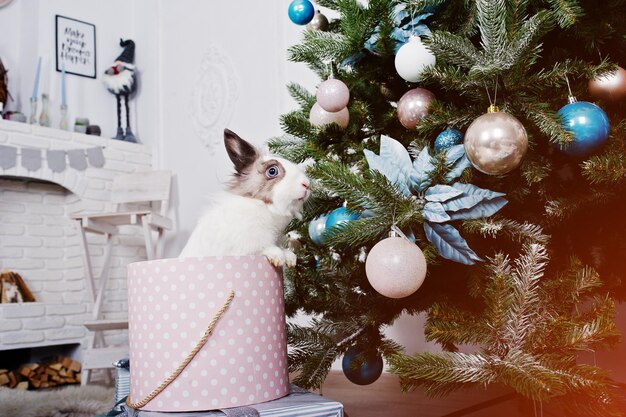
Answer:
[127,256,290,412]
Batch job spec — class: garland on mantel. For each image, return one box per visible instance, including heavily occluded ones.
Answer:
[0,145,105,173]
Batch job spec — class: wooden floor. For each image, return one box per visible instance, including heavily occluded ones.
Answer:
[316,371,530,417]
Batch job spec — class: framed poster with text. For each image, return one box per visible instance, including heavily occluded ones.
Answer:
[55,15,97,78]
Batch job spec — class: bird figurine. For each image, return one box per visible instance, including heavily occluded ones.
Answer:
[103,39,137,142]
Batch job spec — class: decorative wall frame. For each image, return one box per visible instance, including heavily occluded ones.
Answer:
[190,44,240,154]
[55,15,97,78]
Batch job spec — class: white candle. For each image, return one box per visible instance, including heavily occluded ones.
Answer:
[61,63,67,106]
[31,57,41,101]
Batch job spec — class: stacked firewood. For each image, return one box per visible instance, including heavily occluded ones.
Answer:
[0,357,81,389]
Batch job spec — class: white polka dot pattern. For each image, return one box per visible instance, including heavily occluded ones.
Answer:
[127,256,290,412]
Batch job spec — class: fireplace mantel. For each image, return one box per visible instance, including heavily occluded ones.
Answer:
[0,120,154,354]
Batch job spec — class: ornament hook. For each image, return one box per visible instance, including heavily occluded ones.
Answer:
[564,74,576,103]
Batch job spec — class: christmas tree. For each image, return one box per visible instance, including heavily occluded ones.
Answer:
[275,0,626,415]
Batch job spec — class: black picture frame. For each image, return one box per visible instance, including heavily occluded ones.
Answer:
[55,15,97,78]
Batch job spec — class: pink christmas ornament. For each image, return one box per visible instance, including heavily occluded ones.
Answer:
[316,79,350,112]
[365,235,427,298]
[397,87,435,130]
[588,66,626,102]
[309,102,350,129]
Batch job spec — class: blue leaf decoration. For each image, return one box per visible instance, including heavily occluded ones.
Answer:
[423,202,451,223]
[389,7,433,52]
[442,194,486,212]
[445,154,472,183]
[448,197,508,220]
[424,222,482,265]
[451,182,506,199]
[444,183,506,212]
[444,145,465,165]
[425,185,463,202]
[364,135,412,196]
[341,51,367,68]
[408,147,435,193]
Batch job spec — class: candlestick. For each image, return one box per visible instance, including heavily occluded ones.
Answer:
[29,97,38,124]
[39,93,50,127]
[59,104,68,130]
[31,57,41,101]
[61,62,67,107]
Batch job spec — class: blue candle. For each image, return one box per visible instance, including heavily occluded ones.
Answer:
[31,57,42,101]
[61,62,67,106]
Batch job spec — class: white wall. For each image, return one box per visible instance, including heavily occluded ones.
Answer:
[157,0,292,256]
[0,0,154,144]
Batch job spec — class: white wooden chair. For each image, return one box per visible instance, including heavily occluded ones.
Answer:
[72,170,173,385]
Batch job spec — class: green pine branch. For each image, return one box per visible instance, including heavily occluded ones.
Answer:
[547,0,585,28]
[476,0,508,58]
[288,30,349,64]
[287,82,317,109]
[425,31,483,69]
[461,218,550,244]
[425,303,490,347]
[582,150,626,185]
[389,351,494,395]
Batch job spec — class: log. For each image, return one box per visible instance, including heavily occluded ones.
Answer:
[8,371,17,388]
[69,360,81,373]
[15,381,28,390]
[49,363,63,371]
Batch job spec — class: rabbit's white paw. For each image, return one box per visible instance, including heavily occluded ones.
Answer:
[284,249,297,267]
[262,246,286,267]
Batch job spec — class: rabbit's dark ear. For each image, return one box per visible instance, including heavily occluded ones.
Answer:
[224,129,258,174]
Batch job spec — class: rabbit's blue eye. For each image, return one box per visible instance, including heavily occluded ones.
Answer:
[266,165,280,178]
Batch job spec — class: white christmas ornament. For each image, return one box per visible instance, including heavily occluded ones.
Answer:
[365,231,427,298]
[394,36,436,83]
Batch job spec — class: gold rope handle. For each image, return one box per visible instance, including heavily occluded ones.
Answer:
[126,289,236,409]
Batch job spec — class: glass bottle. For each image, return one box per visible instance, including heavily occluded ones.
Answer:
[38,93,50,127]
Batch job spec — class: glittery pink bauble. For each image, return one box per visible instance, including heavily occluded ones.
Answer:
[397,87,434,130]
[316,79,350,112]
[365,237,427,299]
[309,102,350,129]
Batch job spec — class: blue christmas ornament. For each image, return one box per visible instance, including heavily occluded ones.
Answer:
[308,214,328,245]
[288,0,315,25]
[326,207,359,229]
[342,346,384,385]
[434,128,463,153]
[557,99,610,157]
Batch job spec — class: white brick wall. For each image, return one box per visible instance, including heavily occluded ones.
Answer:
[0,120,153,355]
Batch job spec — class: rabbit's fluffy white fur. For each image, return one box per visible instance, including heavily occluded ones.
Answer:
[179,129,310,266]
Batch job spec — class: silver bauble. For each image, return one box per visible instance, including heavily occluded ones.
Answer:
[464,108,528,175]
[306,10,329,31]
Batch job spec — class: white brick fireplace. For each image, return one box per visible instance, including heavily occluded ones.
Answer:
[0,119,154,359]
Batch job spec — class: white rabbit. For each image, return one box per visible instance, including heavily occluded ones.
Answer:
[179,129,310,266]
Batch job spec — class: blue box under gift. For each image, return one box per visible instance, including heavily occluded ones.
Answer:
[134,388,343,417]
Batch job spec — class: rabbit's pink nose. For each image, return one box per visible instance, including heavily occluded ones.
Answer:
[302,181,310,189]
